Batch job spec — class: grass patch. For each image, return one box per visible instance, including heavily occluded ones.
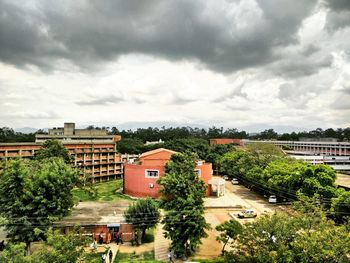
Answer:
[82,252,104,263]
[82,248,109,263]
[115,250,163,263]
[72,179,134,202]
[191,258,225,263]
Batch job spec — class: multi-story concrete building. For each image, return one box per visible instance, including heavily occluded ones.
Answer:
[0,123,123,182]
[242,139,350,171]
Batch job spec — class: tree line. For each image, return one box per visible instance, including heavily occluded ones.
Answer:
[0,127,36,142]
[111,126,350,142]
[1,125,349,143]
[220,143,350,223]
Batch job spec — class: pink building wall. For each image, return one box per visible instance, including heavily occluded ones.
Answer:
[124,148,213,198]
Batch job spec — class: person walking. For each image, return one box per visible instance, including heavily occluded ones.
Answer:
[101,253,106,263]
[115,231,120,245]
[109,250,113,263]
[167,250,174,262]
[99,232,104,244]
[119,231,123,244]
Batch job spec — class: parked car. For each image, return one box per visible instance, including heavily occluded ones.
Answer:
[268,195,277,203]
[223,175,229,180]
[237,209,257,219]
[231,178,239,185]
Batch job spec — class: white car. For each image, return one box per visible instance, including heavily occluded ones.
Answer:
[238,209,257,218]
[223,175,229,180]
[231,178,239,185]
[268,195,277,203]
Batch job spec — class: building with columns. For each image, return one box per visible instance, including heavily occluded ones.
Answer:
[0,123,123,182]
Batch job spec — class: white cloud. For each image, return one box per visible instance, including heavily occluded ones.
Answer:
[0,1,349,131]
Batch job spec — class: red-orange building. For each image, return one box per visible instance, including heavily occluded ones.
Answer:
[124,148,213,198]
[209,138,243,146]
[0,123,123,182]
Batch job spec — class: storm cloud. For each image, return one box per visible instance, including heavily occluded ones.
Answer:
[0,0,350,130]
[0,0,320,73]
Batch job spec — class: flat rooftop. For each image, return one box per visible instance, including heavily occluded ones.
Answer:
[54,200,132,226]
[336,173,350,189]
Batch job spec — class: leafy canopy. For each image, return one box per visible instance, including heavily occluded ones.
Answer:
[0,158,79,249]
[34,140,73,163]
[158,152,210,258]
[124,198,160,243]
[226,203,350,263]
[216,219,243,255]
[0,228,89,263]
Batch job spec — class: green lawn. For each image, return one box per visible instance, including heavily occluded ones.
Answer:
[72,179,134,202]
[115,251,164,263]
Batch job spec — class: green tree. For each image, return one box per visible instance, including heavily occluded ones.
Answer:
[124,198,160,244]
[216,219,242,255]
[117,138,144,154]
[0,158,79,253]
[224,197,350,263]
[158,152,210,258]
[163,138,210,160]
[32,228,87,263]
[0,242,29,263]
[34,140,73,163]
[0,228,89,263]
[206,144,235,174]
[219,150,249,178]
[331,188,350,222]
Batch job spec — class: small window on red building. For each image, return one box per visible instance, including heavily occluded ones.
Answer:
[195,169,201,177]
[145,170,159,178]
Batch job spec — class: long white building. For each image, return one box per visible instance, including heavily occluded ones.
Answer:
[242,140,350,171]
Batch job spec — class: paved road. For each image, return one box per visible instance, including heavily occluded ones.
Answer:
[205,177,280,215]
[226,182,277,214]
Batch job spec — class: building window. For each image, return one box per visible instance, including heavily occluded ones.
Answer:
[145,170,159,178]
[195,169,201,177]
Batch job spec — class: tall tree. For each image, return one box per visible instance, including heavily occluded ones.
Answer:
[216,219,243,255]
[0,158,79,253]
[158,152,210,258]
[34,140,73,163]
[124,198,160,244]
[117,138,144,154]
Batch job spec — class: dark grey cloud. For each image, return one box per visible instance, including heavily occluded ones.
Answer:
[300,45,320,57]
[324,0,350,31]
[76,95,124,106]
[326,10,350,30]
[0,1,67,70]
[0,0,318,74]
[271,54,333,78]
[325,0,350,11]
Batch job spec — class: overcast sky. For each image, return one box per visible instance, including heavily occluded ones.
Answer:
[0,0,349,132]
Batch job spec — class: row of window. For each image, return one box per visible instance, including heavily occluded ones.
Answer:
[145,169,201,178]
